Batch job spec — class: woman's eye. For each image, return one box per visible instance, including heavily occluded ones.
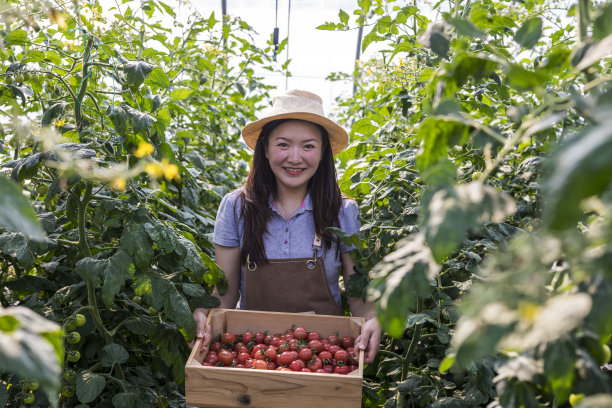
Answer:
[304,144,315,149]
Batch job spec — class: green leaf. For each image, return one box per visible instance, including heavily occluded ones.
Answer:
[101,343,129,367]
[448,18,486,38]
[514,17,542,49]
[169,88,193,101]
[0,307,63,401]
[593,2,612,40]
[101,250,135,308]
[423,183,516,262]
[416,117,469,172]
[120,222,154,270]
[3,29,28,45]
[543,121,612,231]
[368,233,440,337]
[362,26,384,52]
[0,232,35,268]
[448,53,498,87]
[338,9,349,25]
[41,102,66,127]
[124,61,154,88]
[106,105,128,135]
[76,370,106,403]
[544,341,575,403]
[157,1,176,18]
[439,355,455,372]
[0,176,45,240]
[506,63,550,91]
[316,22,339,31]
[75,257,108,287]
[574,33,612,72]
[147,67,170,89]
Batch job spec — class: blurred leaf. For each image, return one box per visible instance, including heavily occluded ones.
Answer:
[448,53,499,87]
[101,250,134,308]
[170,88,193,101]
[448,18,486,38]
[543,120,612,231]
[416,117,469,172]
[423,183,516,262]
[514,17,542,49]
[544,341,574,403]
[593,3,612,40]
[0,177,45,240]
[41,102,66,127]
[506,64,550,91]
[368,233,440,337]
[574,33,612,71]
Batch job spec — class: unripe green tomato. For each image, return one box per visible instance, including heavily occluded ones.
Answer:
[132,296,142,304]
[62,385,75,398]
[63,369,77,382]
[67,350,80,362]
[46,72,54,79]
[31,74,40,82]
[15,74,24,83]
[600,344,611,365]
[65,319,77,332]
[24,379,39,391]
[5,76,14,85]
[23,392,35,404]
[472,171,483,181]
[74,313,86,327]
[66,332,81,345]
[22,72,30,81]
[148,306,157,315]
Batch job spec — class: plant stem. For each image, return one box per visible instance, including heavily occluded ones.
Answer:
[397,298,424,407]
[76,37,94,136]
[78,182,93,258]
[577,0,590,44]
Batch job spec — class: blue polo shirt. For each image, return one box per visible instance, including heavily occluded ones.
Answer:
[213,189,361,309]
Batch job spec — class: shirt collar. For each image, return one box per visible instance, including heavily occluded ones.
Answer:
[269,192,313,216]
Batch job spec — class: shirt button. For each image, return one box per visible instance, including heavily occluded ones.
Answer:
[284,240,288,244]
[290,217,294,221]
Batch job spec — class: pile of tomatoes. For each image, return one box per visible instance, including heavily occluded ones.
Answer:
[201,326,359,374]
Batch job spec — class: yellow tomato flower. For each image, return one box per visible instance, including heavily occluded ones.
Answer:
[144,163,163,179]
[54,119,66,127]
[134,142,154,158]
[110,177,126,191]
[161,158,180,181]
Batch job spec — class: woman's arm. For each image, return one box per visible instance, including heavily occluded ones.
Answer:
[190,244,241,352]
[341,252,382,364]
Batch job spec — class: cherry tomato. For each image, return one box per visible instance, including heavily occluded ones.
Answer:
[205,353,218,365]
[218,349,233,366]
[253,360,268,370]
[277,367,291,371]
[349,364,358,372]
[315,368,327,373]
[67,350,80,362]
[245,359,254,368]
[341,336,355,348]
[327,334,339,345]
[302,368,311,372]
[264,334,273,345]
[334,349,349,363]
[237,352,251,364]
[334,365,350,375]
[74,313,86,327]
[293,327,307,340]
[254,332,266,344]
[62,385,76,398]
[267,361,277,370]
[221,332,236,345]
[309,339,323,354]
[307,357,323,372]
[319,351,332,363]
[278,351,295,366]
[64,369,77,382]
[251,344,266,358]
[236,364,246,368]
[24,392,35,404]
[323,364,334,373]
[264,348,277,361]
[289,360,304,371]
[307,332,321,341]
[210,342,222,352]
[202,362,214,366]
[242,331,254,344]
[328,345,341,355]
[66,331,81,344]
[288,339,298,351]
[298,347,313,361]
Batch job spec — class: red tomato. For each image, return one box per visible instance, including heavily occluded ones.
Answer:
[231,351,238,358]
[293,327,307,340]
[255,332,266,344]
[319,351,332,363]
[210,342,222,352]
[267,361,277,370]
[315,368,327,373]
[341,336,355,348]
[285,328,294,336]
[237,352,250,364]
[328,345,341,355]
[334,365,350,375]
[251,344,266,358]
[236,364,246,369]
[205,353,218,365]
[302,368,311,372]
[334,349,349,362]
[264,334,273,345]
[221,332,236,345]
[218,349,233,366]
[278,343,290,353]
[277,367,292,371]
[278,351,295,366]
[349,364,358,372]
[298,347,313,361]
[242,331,254,344]
[323,365,333,373]
[327,334,339,345]
[202,362,214,366]
[253,360,268,370]
[290,350,299,360]
[254,350,267,360]
[264,348,277,361]
[234,342,246,352]
[307,332,321,341]
[307,357,323,372]
[289,360,303,371]
[245,359,254,368]
[309,339,323,353]
[288,339,298,351]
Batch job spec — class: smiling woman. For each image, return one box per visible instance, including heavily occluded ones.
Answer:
[190,89,382,364]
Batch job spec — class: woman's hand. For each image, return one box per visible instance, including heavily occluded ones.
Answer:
[188,308,212,354]
[355,317,382,364]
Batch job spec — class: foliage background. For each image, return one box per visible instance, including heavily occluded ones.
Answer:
[1,0,612,407]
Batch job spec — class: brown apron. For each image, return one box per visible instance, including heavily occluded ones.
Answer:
[244,233,341,315]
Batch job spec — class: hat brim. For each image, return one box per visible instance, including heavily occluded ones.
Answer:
[242,112,348,156]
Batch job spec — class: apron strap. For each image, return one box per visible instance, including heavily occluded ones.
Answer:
[312,232,322,249]
[247,232,323,272]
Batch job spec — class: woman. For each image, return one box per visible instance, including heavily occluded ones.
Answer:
[191,90,381,363]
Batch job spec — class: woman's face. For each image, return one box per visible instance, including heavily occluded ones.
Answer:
[265,120,323,196]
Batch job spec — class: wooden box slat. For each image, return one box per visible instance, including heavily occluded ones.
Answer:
[185,309,365,408]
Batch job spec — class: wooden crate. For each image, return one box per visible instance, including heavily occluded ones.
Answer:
[185,309,365,408]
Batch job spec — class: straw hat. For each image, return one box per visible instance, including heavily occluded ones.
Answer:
[241,90,349,155]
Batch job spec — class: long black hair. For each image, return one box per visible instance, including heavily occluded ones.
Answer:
[238,119,342,264]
